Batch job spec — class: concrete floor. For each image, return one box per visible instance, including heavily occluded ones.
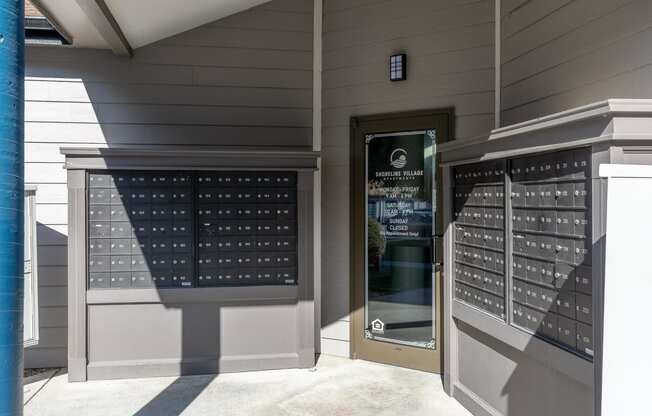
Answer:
[24,355,472,416]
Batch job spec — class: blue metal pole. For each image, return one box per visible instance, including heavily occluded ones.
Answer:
[0,0,23,415]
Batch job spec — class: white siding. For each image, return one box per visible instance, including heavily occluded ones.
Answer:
[320,0,495,356]
[501,0,652,124]
[24,0,313,368]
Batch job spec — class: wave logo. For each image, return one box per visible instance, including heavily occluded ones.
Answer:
[389,148,408,169]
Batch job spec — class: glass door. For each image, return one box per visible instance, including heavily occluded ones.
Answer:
[365,130,436,349]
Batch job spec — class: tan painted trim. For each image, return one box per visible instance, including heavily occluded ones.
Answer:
[349,108,454,372]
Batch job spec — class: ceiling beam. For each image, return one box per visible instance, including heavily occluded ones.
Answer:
[75,0,132,56]
[29,0,74,45]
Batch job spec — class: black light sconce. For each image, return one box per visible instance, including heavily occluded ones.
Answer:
[390,53,407,82]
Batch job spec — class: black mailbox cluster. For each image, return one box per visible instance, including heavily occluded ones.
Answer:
[194,172,297,287]
[87,171,298,289]
[510,149,593,358]
[453,160,507,320]
[452,149,593,358]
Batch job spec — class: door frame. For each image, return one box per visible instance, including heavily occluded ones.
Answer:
[349,108,454,373]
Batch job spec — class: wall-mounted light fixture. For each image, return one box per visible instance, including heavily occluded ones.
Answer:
[390,53,407,82]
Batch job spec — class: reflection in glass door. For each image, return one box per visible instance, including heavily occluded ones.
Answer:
[365,130,436,348]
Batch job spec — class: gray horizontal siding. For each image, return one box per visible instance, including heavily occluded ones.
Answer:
[23,0,313,368]
[320,0,495,356]
[501,0,652,124]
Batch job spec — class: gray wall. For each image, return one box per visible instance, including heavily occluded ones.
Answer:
[24,0,313,368]
[320,0,496,356]
[501,0,652,125]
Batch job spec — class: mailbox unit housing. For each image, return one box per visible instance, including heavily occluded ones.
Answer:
[62,146,319,381]
[441,99,652,416]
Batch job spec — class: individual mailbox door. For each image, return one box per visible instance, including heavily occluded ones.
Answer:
[130,206,150,220]
[215,238,235,251]
[513,209,526,231]
[556,211,573,235]
[129,173,149,187]
[539,236,555,261]
[275,237,296,251]
[197,253,217,269]
[539,183,556,207]
[556,291,576,319]
[555,183,574,208]
[513,303,528,328]
[130,189,151,204]
[171,270,192,287]
[131,239,148,256]
[150,189,172,204]
[237,270,256,281]
[130,222,148,238]
[131,255,148,271]
[557,316,577,348]
[89,188,110,205]
[512,255,526,279]
[575,294,593,324]
[575,266,592,295]
[276,222,296,235]
[574,239,591,266]
[172,238,192,253]
[89,222,111,238]
[256,221,276,235]
[573,211,589,237]
[89,206,110,221]
[554,237,572,263]
[110,272,131,288]
[110,256,130,272]
[152,271,171,287]
[540,312,558,340]
[150,254,170,269]
[576,323,593,357]
[89,256,109,272]
[109,205,129,222]
[151,220,171,236]
[525,184,539,207]
[525,306,545,333]
[171,173,192,187]
[110,239,131,255]
[257,253,275,268]
[235,221,256,235]
[277,269,298,284]
[539,211,556,233]
[151,206,172,220]
[89,239,110,255]
[525,258,542,284]
[172,221,191,236]
[171,188,192,203]
[555,151,574,180]
[539,261,555,286]
[554,262,575,291]
[172,254,191,269]
[89,273,110,289]
[197,206,216,220]
[150,238,172,253]
[234,189,257,203]
[89,173,112,188]
[216,189,235,203]
[235,237,255,251]
[150,173,172,187]
[483,208,495,228]
[217,254,236,269]
[275,253,296,268]
[573,182,589,209]
[511,182,525,207]
[198,222,218,237]
[236,253,256,268]
[572,150,590,179]
[275,190,296,204]
[172,205,191,219]
[513,279,527,304]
